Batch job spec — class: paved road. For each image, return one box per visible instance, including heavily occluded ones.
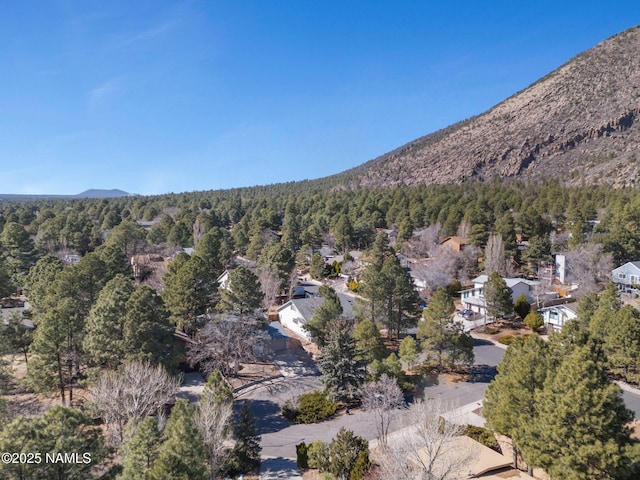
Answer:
[247,335,640,467]
[245,338,505,460]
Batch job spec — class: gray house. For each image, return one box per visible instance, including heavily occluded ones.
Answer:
[612,262,640,292]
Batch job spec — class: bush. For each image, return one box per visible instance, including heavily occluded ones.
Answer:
[513,293,531,319]
[282,391,338,424]
[296,442,309,469]
[524,311,544,331]
[484,325,501,335]
[464,425,501,453]
[349,450,370,480]
[497,335,515,345]
[307,440,330,470]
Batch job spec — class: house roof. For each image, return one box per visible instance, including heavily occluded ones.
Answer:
[537,304,577,316]
[472,275,539,289]
[415,435,534,479]
[440,236,469,245]
[277,292,355,322]
[613,261,640,273]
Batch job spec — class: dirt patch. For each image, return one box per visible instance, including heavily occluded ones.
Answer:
[473,319,535,343]
[226,362,280,390]
[440,372,471,383]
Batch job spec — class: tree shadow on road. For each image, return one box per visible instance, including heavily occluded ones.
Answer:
[468,364,498,383]
[244,398,291,434]
[259,457,302,479]
[473,338,495,347]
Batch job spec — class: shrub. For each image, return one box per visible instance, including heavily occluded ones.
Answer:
[484,325,501,335]
[447,279,462,297]
[524,311,544,331]
[281,391,338,424]
[464,425,501,453]
[497,335,515,345]
[307,440,330,470]
[349,450,370,480]
[513,293,531,319]
[296,442,309,469]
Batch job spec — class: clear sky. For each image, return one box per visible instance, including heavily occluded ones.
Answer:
[1,1,639,196]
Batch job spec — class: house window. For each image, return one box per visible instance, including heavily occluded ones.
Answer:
[619,273,626,279]
[632,275,638,284]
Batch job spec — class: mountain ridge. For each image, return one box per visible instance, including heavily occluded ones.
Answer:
[332,25,640,189]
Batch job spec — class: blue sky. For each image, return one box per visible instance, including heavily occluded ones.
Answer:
[1,1,639,195]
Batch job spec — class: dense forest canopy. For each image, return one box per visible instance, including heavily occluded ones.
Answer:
[0,179,635,270]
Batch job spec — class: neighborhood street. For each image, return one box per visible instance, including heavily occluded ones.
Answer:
[244,335,640,470]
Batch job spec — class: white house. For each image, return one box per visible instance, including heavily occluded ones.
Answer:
[611,261,640,293]
[216,270,231,291]
[277,293,355,341]
[460,275,539,316]
[537,304,577,332]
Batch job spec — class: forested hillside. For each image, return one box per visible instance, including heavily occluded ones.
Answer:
[2,179,640,477]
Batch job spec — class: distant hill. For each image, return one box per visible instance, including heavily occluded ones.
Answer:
[0,189,131,201]
[333,25,640,189]
[74,189,130,198]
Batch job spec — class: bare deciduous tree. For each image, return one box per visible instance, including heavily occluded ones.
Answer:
[194,373,234,480]
[258,266,280,310]
[361,374,405,448]
[484,234,506,276]
[565,243,613,296]
[90,360,180,445]
[188,314,269,377]
[410,224,442,258]
[375,398,476,480]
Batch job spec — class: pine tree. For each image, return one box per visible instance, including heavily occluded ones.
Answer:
[353,319,386,364]
[524,342,635,479]
[123,286,179,370]
[231,402,262,474]
[119,416,162,480]
[418,287,473,370]
[304,286,343,347]
[484,334,550,468]
[218,266,263,314]
[150,400,207,480]
[513,293,531,319]
[84,274,135,369]
[379,255,420,339]
[398,335,419,369]
[319,319,366,402]
[484,272,513,319]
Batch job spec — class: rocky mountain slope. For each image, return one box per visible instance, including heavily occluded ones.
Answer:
[338,25,640,188]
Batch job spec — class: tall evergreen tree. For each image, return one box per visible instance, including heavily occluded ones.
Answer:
[353,319,386,364]
[119,416,162,480]
[84,274,135,369]
[124,286,179,370]
[418,287,473,370]
[150,400,207,480]
[230,402,262,474]
[379,254,420,339]
[483,272,513,319]
[304,286,343,347]
[484,335,550,468]
[162,253,217,333]
[218,266,263,314]
[319,319,366,402]
[524,342,635,479]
